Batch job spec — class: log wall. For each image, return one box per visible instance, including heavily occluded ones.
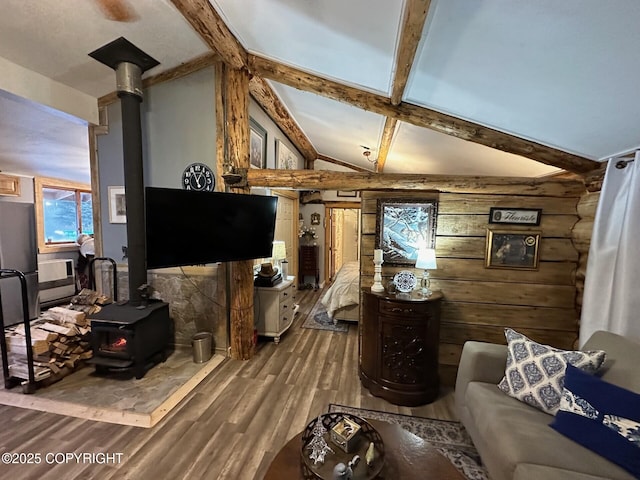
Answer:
[360,188,582,386]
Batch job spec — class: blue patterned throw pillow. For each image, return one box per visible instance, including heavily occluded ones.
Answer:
[497,329,606,415]
[551,365,640,477]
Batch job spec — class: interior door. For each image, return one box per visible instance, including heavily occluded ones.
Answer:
[326,205,360,282]
[272,190,299,277]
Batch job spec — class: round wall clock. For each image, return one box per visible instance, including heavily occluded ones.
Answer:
[182,163,215,192]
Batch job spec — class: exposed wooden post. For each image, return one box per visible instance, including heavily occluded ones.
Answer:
[222,65,255,360]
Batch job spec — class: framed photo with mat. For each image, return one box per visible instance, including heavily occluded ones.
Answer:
[485,229,541,270]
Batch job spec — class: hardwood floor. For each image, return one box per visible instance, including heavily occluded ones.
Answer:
[0,288,456,480]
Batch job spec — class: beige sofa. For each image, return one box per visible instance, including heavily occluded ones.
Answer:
[455,330,640,480]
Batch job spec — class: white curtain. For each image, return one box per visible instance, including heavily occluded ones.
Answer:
[580,151,640,345]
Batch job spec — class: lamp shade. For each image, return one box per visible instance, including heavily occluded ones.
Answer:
[415,248,437,270]
[271,240,286,260]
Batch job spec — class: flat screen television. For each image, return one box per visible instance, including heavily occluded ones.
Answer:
[145,187,278,269]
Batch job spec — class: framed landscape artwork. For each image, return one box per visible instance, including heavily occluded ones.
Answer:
[276,139,297,169]
[485,229,541,270]
[250,118,267,169]
[375,199,438,265]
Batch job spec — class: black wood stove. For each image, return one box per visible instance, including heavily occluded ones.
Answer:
[89,301,173,379]
[88,39,173,379]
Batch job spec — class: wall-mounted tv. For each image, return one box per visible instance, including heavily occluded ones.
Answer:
[145,187,278,269]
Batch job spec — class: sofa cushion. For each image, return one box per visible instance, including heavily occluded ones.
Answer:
[464,382,635,480]
[497,328,606,415]
[551,364,640,478]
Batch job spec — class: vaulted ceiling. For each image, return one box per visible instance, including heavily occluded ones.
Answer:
[2,0,639,183]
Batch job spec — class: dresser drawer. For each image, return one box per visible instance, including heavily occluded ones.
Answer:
[378,300,433,317]
[279,285,294,304]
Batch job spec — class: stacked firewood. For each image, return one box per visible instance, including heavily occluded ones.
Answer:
[5,307,92,382]
[3,289,110,385]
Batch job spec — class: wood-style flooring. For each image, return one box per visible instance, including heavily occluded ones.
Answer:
[0,288,456,480]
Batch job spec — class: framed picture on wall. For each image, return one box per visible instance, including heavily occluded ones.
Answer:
[485,229,541,270]
[375,199,438,265]
[276,139,297,169]
[108,186,126,223]
[249,118,267,169]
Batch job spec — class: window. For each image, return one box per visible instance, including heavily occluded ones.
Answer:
[34,177,92,253]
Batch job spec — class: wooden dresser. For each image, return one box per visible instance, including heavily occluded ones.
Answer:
[360,288,443,406]
[298,245,319,289]
[254,276,297,344]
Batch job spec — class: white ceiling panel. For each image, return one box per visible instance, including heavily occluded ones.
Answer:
[0,92,90,183]
[0,0,210,97]
[405,0,640,160]
[211,0,404,94]
[385,122,561,177]
[270,82,385,169]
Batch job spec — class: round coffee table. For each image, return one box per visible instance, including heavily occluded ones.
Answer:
[264,418,466,480]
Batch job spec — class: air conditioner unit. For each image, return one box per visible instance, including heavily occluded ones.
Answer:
[38,259,76,306]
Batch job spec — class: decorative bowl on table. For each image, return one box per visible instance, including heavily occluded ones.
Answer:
[392,270,417,293]
[300,412,385,480]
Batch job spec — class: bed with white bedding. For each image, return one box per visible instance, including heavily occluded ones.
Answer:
[321,261,360,324]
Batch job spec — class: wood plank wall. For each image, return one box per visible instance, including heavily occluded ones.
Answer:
[360,188,582,386]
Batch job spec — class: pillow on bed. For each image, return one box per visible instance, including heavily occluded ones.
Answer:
[497,328,606,415]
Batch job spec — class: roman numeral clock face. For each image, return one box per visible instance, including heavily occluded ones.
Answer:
[182,163,215,192]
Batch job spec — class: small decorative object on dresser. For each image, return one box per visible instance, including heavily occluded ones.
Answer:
[371,249,385,293]
[392,270,417,293]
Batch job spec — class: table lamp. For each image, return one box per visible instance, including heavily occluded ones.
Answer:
[415,248,437,297]
[271,241,287,274]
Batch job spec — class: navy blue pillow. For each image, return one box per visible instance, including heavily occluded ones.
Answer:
[550,364,640,478]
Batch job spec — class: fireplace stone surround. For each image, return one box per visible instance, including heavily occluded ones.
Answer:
[95,263,228,354]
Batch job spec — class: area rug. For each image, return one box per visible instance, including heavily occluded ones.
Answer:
[328,404,488,480]
[0,348,225,428]
[301,298,349,332]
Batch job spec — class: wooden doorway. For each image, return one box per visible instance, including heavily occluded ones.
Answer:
[272,190,299,278]
[324,202,360,283]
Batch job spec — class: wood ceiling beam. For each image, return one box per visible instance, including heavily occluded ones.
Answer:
[98,51,220,107]
[391,0,431,106]
[247,169,586,197]
[170,0,247,69]
[316,154,371,173]
[375,117,398,172]
[248,54,600,174]
[375,0,430,172]
[249,76,317,165]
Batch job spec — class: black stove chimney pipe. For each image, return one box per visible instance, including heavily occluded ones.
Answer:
[89,38,159,306]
